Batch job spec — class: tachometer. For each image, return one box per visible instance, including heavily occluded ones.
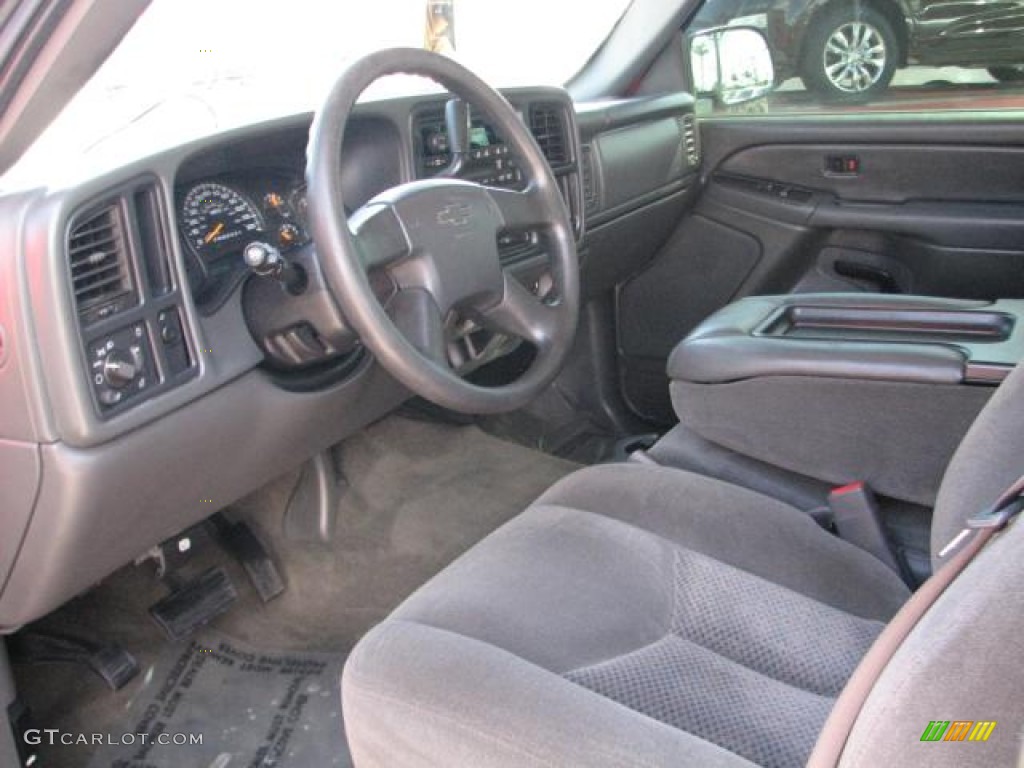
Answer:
[181,182,265,259]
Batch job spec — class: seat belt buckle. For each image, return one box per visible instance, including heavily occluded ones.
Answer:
[967,496,1024,530]
[827,481,901,573]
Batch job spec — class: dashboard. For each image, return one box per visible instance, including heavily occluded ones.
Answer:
[174,102,576,318]
[0,84,698,630]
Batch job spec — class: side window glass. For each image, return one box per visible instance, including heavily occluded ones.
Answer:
[687,0,1024,115]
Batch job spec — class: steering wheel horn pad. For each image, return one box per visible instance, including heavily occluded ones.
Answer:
[355,179,507,314]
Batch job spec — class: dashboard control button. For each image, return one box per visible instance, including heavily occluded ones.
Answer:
[88,323,158,412]
[102,349,139,388]
[158,307,193,377]
[99,389,124,405]
[158,309,180,341]
[160,322,180,344]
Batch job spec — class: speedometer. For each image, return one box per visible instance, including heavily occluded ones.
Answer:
[181,182,265,259]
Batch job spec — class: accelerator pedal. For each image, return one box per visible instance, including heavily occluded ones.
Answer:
[210,514,285,603]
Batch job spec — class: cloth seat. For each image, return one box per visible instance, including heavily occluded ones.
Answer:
[342,465,911,767]
[343,348,1024,767]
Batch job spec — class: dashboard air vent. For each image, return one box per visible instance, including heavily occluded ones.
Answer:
[580,145,598,216]
[680,114,700,167]
[529,104,568,166]
[68,204,134,314]
[134,185,173,297]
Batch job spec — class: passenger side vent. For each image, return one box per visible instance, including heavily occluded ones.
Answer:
[680,114,700,167]
[68,203,135,317]
[529,104,568,166]
[580,145,599,216]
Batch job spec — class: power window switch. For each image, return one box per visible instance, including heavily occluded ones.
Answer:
[826,155,860,175]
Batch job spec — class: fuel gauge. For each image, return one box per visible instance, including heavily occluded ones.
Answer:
[264,191,287,213]
[277,222,304,249]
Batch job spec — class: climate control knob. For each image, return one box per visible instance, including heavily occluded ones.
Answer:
[102,349,138,389]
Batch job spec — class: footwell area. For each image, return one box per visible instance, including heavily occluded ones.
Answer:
[12,415,579,767]
[86,632,348,768]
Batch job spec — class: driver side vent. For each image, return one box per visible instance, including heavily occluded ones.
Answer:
[68,203,135,318]
[529,104,568,166]
[580,145,599,216]
[680,114,700,167]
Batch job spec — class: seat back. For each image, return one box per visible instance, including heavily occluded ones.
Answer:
[840,361,1024,766]
[840,510,1023,767]
[931,360,1024,568]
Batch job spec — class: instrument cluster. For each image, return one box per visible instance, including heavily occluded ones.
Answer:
[176,172,309,309]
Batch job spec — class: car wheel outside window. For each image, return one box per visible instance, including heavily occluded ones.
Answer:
[800,4,899,102]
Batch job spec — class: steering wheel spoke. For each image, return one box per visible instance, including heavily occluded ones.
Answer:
[349,203,411,269]
[485,184,550,232]
[480,272,559,350]
[386,287,450,367]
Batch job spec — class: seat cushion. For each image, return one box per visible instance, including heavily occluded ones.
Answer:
[343,464,911,767]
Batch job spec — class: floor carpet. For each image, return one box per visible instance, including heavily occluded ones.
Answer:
[11,415,578,767]
[85,631,348,768]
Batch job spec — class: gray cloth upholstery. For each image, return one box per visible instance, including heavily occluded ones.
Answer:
[344,620,758,768]
[564,546,885,767]
[931,360,1024,568]
[343,464,910,766]
[841,515,1024,768]
[670,377,991,507]
[343,341,1024,767]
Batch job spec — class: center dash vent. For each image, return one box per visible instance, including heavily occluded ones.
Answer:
[529,104,568,166]
[68,203,135,318]
[680,114,700,167]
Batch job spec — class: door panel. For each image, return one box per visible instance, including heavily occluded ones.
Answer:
[718,144,1024,203]
[617,116,1024,424]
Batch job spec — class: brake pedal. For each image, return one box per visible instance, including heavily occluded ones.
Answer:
[149,566,238,641]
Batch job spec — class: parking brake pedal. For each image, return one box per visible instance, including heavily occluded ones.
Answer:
[150,566,238,641]
[9,630,139,690]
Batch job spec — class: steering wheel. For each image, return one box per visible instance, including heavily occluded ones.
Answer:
[306,48,579,414]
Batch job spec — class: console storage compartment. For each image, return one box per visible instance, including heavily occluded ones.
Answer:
[667,294,1024,507]
[759,305,1014,344]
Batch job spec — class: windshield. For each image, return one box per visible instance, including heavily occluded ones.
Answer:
[4,0,629,189]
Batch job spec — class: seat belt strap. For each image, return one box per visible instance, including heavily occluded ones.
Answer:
[807,478,1024,768]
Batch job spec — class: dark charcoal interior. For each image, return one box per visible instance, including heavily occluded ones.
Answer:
[1,3,1024,766]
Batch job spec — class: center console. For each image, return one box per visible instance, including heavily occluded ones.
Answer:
[665,294,1024,509]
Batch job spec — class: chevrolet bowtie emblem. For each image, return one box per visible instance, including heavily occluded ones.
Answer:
[437,202,473,227]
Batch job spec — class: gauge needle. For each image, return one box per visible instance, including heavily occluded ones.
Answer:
[204,222,225,244]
